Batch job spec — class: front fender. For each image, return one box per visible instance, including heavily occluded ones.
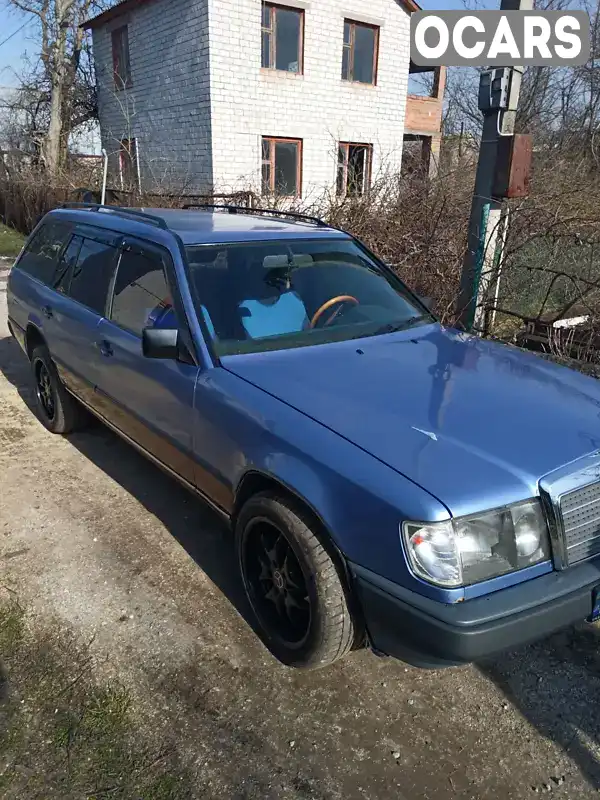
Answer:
[205,369,452,600]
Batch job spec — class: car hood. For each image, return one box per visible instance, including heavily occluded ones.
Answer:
[222,324,600,517]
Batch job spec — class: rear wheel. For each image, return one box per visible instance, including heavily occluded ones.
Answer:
[236,492,355,669]
[31,346,88,434]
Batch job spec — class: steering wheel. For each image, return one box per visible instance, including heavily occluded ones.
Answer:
[310,295,359,329]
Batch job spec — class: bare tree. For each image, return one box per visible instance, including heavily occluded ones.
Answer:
[444,0,600,160]
[4,0,106,174]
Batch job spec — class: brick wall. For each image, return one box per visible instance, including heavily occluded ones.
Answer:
[92,0,411,196]
[208,0,411,198]
[92,0,213,191]
[404,96,444,137]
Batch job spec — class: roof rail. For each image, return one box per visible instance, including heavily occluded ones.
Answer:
[59,202,169,230]
[181,203,330,228]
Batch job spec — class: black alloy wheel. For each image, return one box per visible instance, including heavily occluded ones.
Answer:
[237,493,356,669]
[34,357,56,422]
[243,516,311,648]
[30,345,88,434]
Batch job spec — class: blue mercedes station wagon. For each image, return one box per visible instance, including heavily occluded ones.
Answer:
[8,203,600,669]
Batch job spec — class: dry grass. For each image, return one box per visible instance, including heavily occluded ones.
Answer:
[0,596,192,800]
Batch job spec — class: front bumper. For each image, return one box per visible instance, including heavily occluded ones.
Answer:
[352,559,600,668]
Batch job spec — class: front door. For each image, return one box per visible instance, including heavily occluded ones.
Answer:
[94,237,199,485]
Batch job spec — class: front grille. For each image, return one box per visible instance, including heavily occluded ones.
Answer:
[560,481,600,564]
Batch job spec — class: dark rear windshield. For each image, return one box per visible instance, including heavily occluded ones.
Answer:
[184,238,431,355]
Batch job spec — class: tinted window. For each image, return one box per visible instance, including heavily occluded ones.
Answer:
[69,238,118,314]
[54,235,83,294]
[17,221,72,285]
[110,249,170,336]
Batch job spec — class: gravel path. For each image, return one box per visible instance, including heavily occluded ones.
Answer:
[1,257,600,799]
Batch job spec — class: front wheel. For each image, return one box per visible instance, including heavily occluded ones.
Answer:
[236,492,356,669]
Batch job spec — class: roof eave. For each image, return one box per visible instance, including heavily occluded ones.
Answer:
[83,0,421,29]
[82,0,149,29]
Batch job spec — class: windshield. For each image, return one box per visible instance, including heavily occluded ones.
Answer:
[184,238,431,356]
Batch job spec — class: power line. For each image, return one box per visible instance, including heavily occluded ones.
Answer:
[0,19,31,50]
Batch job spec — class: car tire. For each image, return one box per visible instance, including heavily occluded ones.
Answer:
[236,492,355,669]
[31,345,88,434]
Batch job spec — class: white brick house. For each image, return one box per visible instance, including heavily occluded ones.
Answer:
[85,0,443,198]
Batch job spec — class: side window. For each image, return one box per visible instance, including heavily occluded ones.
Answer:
[342,20,379,85]
[112,25,132,89]
[69,238,119,315]
[54,235,84,294]
[337,142,372,196]
[261,3,304,74]
[110,248,171,336]
[17,221,72,285]
[261,136,302,196]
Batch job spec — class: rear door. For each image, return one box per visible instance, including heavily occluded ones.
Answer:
[44,228,120,406]
[94,237,199,484]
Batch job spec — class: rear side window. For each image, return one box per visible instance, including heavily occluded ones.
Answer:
[54,235,83,294]
[68,238,119,315]
[18,220,72,285]
[110,248,171,336]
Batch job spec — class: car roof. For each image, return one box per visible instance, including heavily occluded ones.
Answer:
[47,207,350,245]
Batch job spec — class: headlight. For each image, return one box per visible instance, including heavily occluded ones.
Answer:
[402,499,550,588]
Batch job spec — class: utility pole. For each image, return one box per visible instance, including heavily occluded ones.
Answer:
[456,0,532,331]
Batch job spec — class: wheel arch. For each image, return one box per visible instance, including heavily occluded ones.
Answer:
[24,323,46,361]
[232,469,365,639]
[233,470,337,550]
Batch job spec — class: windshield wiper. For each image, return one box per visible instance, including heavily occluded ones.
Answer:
[374,315,433,336]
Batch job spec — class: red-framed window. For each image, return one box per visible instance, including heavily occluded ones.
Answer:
[261,2,304,74]
[112,25,132,90]
[337,142,372,196]
[342,20,379,85]
[261,137,302,196]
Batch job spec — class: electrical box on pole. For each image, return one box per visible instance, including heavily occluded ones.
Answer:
[493,133,532,198]
[478,68,511,113]
[456,0,533,331]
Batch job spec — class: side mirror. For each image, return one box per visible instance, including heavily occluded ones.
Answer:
[418,295,434,311]
[142,327,179,359]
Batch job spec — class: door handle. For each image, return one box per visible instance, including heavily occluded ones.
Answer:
[97,340,113,358]
[41,305,53,319]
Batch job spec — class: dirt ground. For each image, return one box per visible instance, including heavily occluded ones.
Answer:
[2,256,600,799]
